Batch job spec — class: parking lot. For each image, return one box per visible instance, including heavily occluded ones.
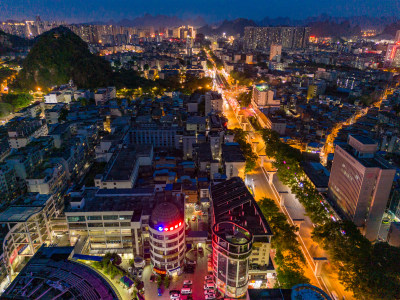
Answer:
[142,246,215,300]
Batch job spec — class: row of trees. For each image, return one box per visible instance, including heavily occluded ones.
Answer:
[261,128,400,299]
[209,51,223,70]
[231,128,257,173]
[92,253,124,280]
[258,197,310,288]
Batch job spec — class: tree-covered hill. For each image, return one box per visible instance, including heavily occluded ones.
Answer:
[14,26,112,90]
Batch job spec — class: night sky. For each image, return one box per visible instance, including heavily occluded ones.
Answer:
[0,0,399,23]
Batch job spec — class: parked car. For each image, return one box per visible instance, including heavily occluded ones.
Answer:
[157,287,163,296]
[183,280,192,285]
[205,294,216,300]
[169,290,180,296]
[204,275,213,281]
[138,269,143,278]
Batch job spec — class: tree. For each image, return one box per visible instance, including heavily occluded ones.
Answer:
[164,276,170,289]
[0,103,13,117]
[237,90,252,107]
[156,276,162,288]
[2,92,33,111]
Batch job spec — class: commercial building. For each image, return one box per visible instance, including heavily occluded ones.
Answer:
[94,145,153,189]
[149,201,186,276]
[128,124,181,149]
[0,193,59,274]
[2,246,119,300]
[65,188,154,256]
[328,135,396,241]
[205,91,223,116]
[385,43,400,67]
[244,26,310,50]
[211,177,274,298]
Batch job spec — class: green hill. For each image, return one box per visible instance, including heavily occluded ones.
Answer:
[0,30,31,54]
[14,26,112,90]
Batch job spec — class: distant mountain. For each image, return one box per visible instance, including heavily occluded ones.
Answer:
[14,26,112,90]
[0,30,31,54]
[381,21,400,38]
[117,13,206,28]
[197,18,258,36]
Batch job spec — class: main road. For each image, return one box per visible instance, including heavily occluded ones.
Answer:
[211,62,354,299]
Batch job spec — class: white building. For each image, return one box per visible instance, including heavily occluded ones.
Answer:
[205,91,223,116]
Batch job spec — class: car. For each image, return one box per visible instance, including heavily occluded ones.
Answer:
[183,280,193,285]
[128,267,132,273]
[169,290,180,296]
[157,287,162,296]
[198,247,204,254]
[204,280,213,285]
[150,275,155,282]
[133,270,138,277]
[191,215,196,222]
[170,293,180,300]
[181,288,192,295]
[382,218,390,224]
[187,260,196,265]
[204,275,213,281]
[205,294,216,300]
[138,269,143,278]
[204,290,216,295]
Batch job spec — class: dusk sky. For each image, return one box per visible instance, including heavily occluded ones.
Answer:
[1,0,400,22]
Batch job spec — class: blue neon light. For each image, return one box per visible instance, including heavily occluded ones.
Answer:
[158,226,163,232]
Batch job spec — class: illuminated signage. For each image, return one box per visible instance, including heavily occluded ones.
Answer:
[157,221,182,232]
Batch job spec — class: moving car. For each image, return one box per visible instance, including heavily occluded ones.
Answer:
[191,215,196,222]
[138,269,143,278]
[198,247,204,254]
[181,288,192,295]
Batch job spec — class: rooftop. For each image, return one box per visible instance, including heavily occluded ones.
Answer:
[151,202,182,226]
[211,177,273,237]
[0,193,52,223]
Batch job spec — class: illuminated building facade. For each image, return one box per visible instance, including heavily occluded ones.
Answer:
[211,178,274,298]
[149,202,186,276]
[385,43,400,67]
[328,135,396,241]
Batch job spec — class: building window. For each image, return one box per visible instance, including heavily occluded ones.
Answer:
[67,216,85,222]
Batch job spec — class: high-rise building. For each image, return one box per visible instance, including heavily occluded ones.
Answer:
[244,26,310,50]
[210,177,274,298]
[385,44,400,67]
[269,44,282,61]
[328,135,396,241]
[252,84,279,109]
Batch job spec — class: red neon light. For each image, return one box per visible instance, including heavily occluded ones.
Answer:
[175,225,178,229]
[179,222,182,226]
[165,228,169,231]
[160,221,183,232]
[170,227,173,231]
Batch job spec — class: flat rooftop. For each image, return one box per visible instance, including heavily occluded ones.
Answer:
[0,193,51,223]
[66,189,153,214]
[341,144,394,170]
[350,134,377,145]
[211,177,273,237]
[222,143,246,162]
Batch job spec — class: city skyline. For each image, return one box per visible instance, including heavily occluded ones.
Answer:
[1,0,400,23]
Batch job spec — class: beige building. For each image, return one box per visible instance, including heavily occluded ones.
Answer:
[328,135,396,241]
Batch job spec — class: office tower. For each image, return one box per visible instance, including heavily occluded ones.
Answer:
[269,44,282,61]
[244,26,310,50]
[328,135,396,241]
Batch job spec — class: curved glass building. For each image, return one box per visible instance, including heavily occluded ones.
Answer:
[149,202,185,276]
[212,221,253,298]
